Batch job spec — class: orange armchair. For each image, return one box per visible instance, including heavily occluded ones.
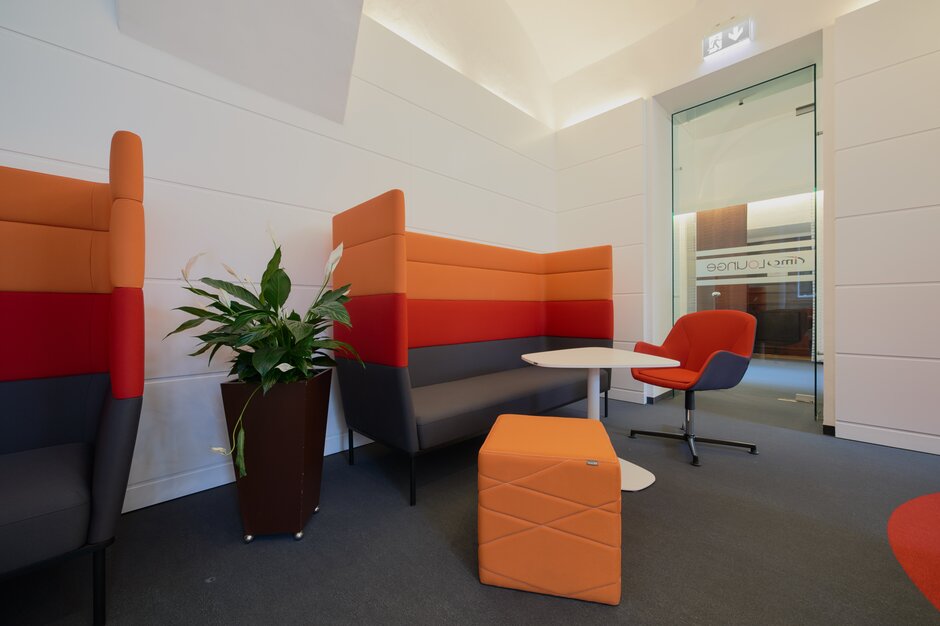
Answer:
[629,310,757,466]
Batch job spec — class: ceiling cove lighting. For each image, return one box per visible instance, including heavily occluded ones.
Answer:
[703,18,752,59]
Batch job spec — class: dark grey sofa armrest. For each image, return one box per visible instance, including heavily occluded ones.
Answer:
[336,359,419,454]
[88,395,142,544]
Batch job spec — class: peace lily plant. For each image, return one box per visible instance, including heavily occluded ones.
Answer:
[167,243,359,478]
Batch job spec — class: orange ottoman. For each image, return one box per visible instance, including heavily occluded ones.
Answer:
[478,414,621,605]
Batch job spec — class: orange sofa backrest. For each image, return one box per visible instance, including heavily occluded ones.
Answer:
[0,131,145,398]
[332,190,613,369]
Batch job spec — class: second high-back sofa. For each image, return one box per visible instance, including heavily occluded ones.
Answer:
[332,190,614,504]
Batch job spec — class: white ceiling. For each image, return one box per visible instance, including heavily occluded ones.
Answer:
[503,0,698,81]
[362,0,699,126]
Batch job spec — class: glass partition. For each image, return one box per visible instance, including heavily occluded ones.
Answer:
[672,66,820,420]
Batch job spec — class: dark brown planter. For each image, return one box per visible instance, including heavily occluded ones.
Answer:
[220,370,331,540]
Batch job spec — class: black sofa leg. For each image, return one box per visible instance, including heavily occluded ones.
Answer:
[347,428,355,465]
[93,547,106,626]
[604,391,609,418]
[409,455,416,507]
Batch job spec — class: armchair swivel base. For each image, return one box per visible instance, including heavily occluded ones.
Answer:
[629,390,758,466]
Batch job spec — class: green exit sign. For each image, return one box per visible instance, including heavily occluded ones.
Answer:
[703,20,751,58]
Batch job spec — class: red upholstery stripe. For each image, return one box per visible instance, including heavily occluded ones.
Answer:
[408,300,544,348]
[110,287,144,399]
[335,293,407,367]
[545,300,613,340]
[0,291,109,381]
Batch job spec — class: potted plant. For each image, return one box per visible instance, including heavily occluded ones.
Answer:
[167,243,358,543]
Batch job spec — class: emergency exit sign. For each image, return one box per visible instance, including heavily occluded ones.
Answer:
[703,19,751,58]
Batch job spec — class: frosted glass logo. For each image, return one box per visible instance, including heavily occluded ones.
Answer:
[696,252,813,278]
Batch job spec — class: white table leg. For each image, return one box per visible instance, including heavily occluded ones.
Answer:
[587,367,601,420]
[586,368,656,491]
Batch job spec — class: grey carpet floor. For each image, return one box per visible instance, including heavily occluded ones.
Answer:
[3,382,939,625]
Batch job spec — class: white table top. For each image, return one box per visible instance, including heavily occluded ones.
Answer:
[522,347,679,369]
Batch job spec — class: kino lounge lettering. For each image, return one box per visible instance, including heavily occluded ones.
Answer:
[704,256,806,273]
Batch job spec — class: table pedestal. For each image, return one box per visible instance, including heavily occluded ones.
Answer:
[587,368,656,492]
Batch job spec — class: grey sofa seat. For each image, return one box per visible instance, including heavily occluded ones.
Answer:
[0,443,92,574]
[412,366,610,449]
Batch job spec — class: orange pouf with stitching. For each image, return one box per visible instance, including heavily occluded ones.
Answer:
[478,414,621,605]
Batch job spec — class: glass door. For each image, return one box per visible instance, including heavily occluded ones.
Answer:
[672,66,820,422]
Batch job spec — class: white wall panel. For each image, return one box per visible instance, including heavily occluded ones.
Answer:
[835,285,940,360]
[556,101,648,403]
[614,294,644,344]
[613,245,644,295]
[832,422,940,457]
[836,354,940,436]
[128,374,231,495]
[834,128,940,218]
[833,0,940,454]
[556,195,644,250]
[611,342,643,393]
[144,182,334,284]
[558,146,644,211]
[555,99,644,169]
[834,50,940,150]
[0,0,559,510]
[835,205,940,286]
[406,171,554,252]
[833,0,940,83]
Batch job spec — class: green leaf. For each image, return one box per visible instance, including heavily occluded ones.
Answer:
[261,246,282,288]
[309,301,350,326]
[201,277,263,309]
[174,305,216,318]
[252,347,286,376]
[284,319,315,342]
[207,342,225,365]
[235,428,246,478]
[165,317,208,337]
[234,326,276,347]
[261,268,291,309]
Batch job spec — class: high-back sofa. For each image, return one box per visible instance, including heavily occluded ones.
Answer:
[0,131,145,623]
[332,189,613,504]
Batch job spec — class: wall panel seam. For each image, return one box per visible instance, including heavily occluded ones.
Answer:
[0,146,555,248]
[834,46,940,86]
[833,420,940,438]
[834,280,940,288]
[144,277,325,290]
[835,352,940,362]
[405,227,543,252]
[556,143,644,172]
[558,192,645,214]
[833,203,940,221]
[352,76,554,170]
[0,26,555,214]
[144,372,228,385]
[126,460,232,489]
[834,124,940,152]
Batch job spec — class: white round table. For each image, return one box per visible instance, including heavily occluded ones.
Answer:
[522,347,679,492]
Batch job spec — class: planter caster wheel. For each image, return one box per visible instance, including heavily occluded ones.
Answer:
[294,531,304,541]
[243,534,254,544]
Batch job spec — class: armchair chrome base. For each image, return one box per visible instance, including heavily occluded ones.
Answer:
[628,429,758,466]
[629,390,758,466]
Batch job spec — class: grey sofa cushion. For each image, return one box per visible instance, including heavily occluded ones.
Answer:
[412,366,610,449]
[0,443,92,574]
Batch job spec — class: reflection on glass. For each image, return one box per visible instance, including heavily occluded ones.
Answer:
[672,66,819,416]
